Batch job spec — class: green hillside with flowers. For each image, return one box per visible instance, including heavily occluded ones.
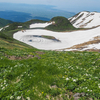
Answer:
[0,18,100,100]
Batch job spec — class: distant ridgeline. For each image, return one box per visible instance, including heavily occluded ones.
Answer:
[45,16,76,31]
[0,18,13,27]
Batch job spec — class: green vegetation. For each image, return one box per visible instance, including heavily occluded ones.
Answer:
[45,16,76,31]
[0,18,13,27]
[0,46,100,100]
[41,35,56,39]
[0,18,100,100]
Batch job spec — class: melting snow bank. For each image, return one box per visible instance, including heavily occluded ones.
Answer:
[13,27,100,51]
[0,28,3,31]
[0,25,9,31]
[29,22,53,28]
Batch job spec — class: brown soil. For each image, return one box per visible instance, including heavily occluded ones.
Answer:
[35,51,45,55]
[8,55,34,60]
[7,51,45,60]
[66,36,100,50]
[57,36,100,52]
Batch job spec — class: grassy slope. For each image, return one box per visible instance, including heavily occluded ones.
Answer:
[0,18,13,27]
[0,19,100,100]
[45,16,76,31]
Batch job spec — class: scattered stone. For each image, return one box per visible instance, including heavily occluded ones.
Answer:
[35,55,41,59]
[46,95,50,99]
[73,93,81,97]
[51,85,57,89]
[73,93,85,100]
[89,98,93,100]
[27,55,34,58]
[74,97,80,100]
[8,54,34,60]
[35,51,45,55]
[81,92,85,96]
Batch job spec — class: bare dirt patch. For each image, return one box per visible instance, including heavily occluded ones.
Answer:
[8,55,34,60]
[5,51,45,60]
[66,36,100,50]
[57,36,100,52]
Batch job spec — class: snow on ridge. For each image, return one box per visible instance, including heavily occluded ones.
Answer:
[0,28,3,31]
[29,22,53,28]
[69,11,100,28]
[0,25,9,31]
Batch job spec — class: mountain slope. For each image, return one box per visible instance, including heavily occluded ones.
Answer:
[45,16,76,31]
[0,17,100,100]
[0,18,13,27]
[69,11,100,28]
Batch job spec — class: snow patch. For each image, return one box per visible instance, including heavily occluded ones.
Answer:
[69,11,100,28]
[29,22,53,28]
[13,26,100,50]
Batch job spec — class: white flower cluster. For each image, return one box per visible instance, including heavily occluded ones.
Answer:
[1,80,8,90]
[16,96,21,99]
[98,84,100,88]
[26,97,30,100]
[10,96,14,99]
[66,78,69,80]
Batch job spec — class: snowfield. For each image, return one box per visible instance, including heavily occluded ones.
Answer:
[0,28,3,31]
[13,25,100,51]
[69,11,100,28]
[29,22,53,28]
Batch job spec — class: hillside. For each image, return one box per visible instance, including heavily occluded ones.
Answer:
[0,26,100,100]
[0,18,13,27]
[12,15,100,51]
[69,11,100,28]
[45,16,76,31]
[0,16,100,100]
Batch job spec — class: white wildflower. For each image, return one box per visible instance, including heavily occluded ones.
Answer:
[4,82,6,85]
[10,96,14,99]
[73,79,76,82]
[84,79,86,81]
[62,76,64,78]
[4,80,6,83]
[26,97,30,100]
[98,84,100,88]
[86,93,88,96]
[2,87,5,90]
[14,65,17,67]
[85,87,87,89]
[87,89,89,91]
[66,78,69,80]
[17,96,21,100]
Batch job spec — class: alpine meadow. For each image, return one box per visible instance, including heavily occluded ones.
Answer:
[0,1,100,100]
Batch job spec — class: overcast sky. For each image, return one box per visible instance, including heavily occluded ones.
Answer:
[0,0,100,13]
